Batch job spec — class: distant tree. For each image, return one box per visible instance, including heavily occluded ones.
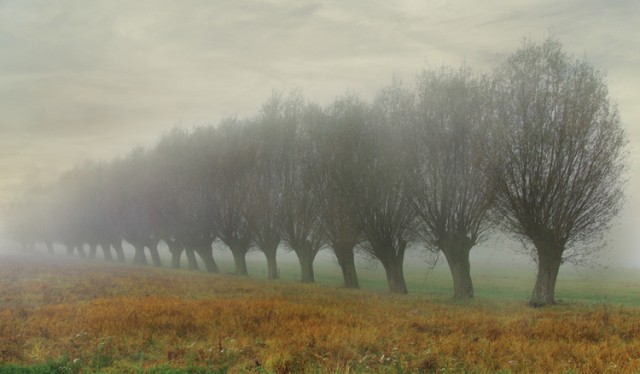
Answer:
[147,127,221,273]
[24,186,57,254]
[94,163,126,262]
[355,82,417,294]
[3,189,48,253]
[173,126,220,273]
[76,163,121,262]
[215,119,256,276]
[311,95,367,288]
[153,128,199,270]
[54,167,96,258]
[111,149,162,266]
[410,67,494,299]
[54,162,128,262]
[280,96,326,283]
[492,39,627,306]
[247,94,289,280]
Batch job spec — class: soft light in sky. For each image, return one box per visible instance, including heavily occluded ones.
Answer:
[1,0,638,264]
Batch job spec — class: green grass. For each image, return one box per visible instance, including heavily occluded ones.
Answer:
[15,243,640,307]
[162,248,640,307]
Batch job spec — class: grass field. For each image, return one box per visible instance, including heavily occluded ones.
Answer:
[1,251,640,372]
[191,247,640,307]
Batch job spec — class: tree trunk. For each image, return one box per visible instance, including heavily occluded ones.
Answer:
[230,245,249,276]
[88,243,98,259]
[76,243,87,258]
[441,245,474,300]
[263,246,279,280]
[147,241,163,267]
[45,241,54,255]
[379,241,408,294]
[295,245,316,283]
[100,242,114,261]
[335,246,359,289]
[299,254,315,283]
[132,244,148,265]
[530,245,563,307]
[112,240,126,263]
[195,246,219,273]
[185,247,199,271]
[381,258,408,294]
[167,242,183,269]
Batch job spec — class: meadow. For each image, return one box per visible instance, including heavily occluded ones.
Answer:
[1,250,640,373]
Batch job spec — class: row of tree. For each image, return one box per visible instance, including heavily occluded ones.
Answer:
[4,39,626,306]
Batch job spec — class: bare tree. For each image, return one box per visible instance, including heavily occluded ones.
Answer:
[311,95,367,289]
[215,118,256,276]
[153,128,198,269]
[55,162,128,262]
[173,126,220,273]
[94,163,127,262]
[55,166,99,259]
[80,163,120,262]
[492,39,627,306]
[111,149,162,266]
[355,82,417,294]
[410,67,494,299]
[247,94,290,280]
[280,97,326,283]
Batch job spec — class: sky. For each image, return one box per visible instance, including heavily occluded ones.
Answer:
[1,0,639,265]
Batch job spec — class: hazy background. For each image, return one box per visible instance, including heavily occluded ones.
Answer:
[1,0,638,266]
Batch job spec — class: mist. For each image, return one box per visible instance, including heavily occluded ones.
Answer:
[1,2,639,273]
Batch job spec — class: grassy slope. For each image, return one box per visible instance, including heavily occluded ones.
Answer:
[1,252,640,373]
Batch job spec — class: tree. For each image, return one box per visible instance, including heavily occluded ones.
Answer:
[311,95,367,288]
[111,149,162,266]
[93,163,127,262]
[214,119,256,276]
[3,187,52,253]
[280,97,326,283]
[410,67,494,299]
[355,82,417,294]
[153,128,202,270]
[247,94,289,280]
[492,39,627,306]
[54,166,99,259]
[174,126,221,273]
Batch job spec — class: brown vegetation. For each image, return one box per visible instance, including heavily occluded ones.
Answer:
[1,255,639,372]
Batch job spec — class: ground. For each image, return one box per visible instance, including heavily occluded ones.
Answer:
[0,251,639,373]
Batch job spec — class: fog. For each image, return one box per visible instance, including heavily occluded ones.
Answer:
[1,1,639,268]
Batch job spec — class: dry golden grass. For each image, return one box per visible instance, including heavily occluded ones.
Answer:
[1,254,639,373]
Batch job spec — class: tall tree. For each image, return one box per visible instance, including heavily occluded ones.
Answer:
[411,67,494,299]
[95,163,126,262]
[111,149,161,266]
[492,39,627,306]
[280,98,326,283]
[356,82,417,294]
[247,94,289,280]
[215,119,256,276]
[77,163,121,262]
[175,126,220,273]
[311,95,367,289]
[152,128,193,269]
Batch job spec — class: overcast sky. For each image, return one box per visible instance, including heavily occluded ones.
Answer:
[1,0,639,265]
